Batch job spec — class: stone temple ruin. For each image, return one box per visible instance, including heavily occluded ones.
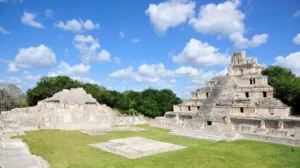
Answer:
[0,88,146,167]
[154,51,300,146]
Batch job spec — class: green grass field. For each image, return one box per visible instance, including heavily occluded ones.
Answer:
[15,125,300,168]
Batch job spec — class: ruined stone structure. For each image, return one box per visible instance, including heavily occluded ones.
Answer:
[0,88,146,137]
[155,51,300,146]
[0,88,147,168]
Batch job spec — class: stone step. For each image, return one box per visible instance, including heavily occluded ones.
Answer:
[169,131,223,141]
[0,155,50,168]
[173,130,223,137]
[169,127,232,142]
[170,129,223,138]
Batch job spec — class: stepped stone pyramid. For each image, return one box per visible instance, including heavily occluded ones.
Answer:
[155,51,300,146]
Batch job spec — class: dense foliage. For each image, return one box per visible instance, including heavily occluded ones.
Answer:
[0,83,27,111]
[27,76,82,106]
[262,66,300,115]
[26,76,181,118]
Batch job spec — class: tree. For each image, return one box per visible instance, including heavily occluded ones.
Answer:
[27,76,82,106]
[0,83,23,111]
[262,66,300,114]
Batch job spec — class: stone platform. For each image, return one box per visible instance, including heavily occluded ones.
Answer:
[89,137,186,159]
[80,126,147,135]
[0,139,50,168]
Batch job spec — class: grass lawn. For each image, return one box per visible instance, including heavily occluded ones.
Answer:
[15,125,300,168]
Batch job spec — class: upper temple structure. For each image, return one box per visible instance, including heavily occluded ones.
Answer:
[154,51,300,146]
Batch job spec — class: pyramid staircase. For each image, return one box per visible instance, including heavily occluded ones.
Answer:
[197,77,230,115]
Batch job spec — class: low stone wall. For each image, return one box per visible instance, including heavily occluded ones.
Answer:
[116,115,147,125]
[239,133,300,146]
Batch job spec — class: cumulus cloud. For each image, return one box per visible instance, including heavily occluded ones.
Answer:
[21,71,41,81]
[0,26,10,35]
[172,38,230,67]
[229,33,269,48]
[145,0,195,33]
[293,33,300,45]
[55,19,99,32]
[120,31,124,38]
[48,61,90,77]
[294,10,300,18]
[114,57,121,65]
[109,62,215,83]
[274,52,300,76]
[21,11,44,28]
[0,0,23,3]
[45,9,54,18]
[189,0,268,48]
[8,44,56,72]
[73,34,111,63]
[47,61,100,84]
[132,38,140,43]
[190,0,243,36]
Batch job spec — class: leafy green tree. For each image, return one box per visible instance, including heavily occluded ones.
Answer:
[262,66,300,114]
[27,76,82,106]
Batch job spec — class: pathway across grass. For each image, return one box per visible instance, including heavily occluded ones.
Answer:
[15,125,300,168]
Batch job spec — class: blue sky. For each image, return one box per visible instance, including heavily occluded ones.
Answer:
[0,0,299,98]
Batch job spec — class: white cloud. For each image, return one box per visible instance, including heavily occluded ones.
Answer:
[189,0,268,48]
[190,0,243,36]
[293,33,300,45]
[109,62,212,83]
[72,76,100,85]
[8,63,18,72]
[45,9,54,18]
[172,38,229,67]
[50,61,91,76]
[145,0,195,33]
[294,10,300,18]
[21,11,44,28]
[21,71,41,81]
[0,26,10,35]
[229,33,269,48]
[47,61,100,84]
[274,52,300,76]
[132,38,140,43]
[120,31,124,38]
[64,48,69,56]
[8,76,21,84]
[9,44,56,72]
[170,79,177,84]
[73,35,111,63]
[0,0,23,3]
[55,19,99,32]
[114,57,121,65]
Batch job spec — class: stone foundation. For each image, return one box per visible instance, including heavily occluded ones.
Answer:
[89,137,186,159]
